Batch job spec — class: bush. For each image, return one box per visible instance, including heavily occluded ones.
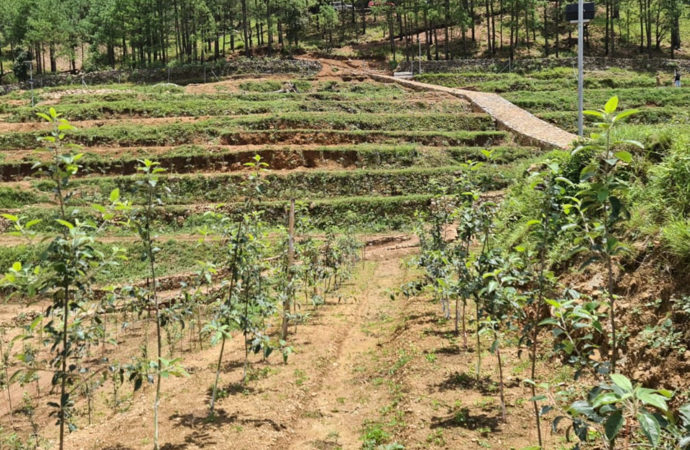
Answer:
[662,220,690,261]
[648,134,690,217]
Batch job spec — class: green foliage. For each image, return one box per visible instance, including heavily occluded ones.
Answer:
[662,220,690,261]
[563,374,690,449]
[0,187,45,208]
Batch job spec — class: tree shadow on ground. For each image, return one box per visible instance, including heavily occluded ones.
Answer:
[433,344,470,355]
[204,381,257,401]
[431,408,503,432]
[221,359,246,371]
[406,311,439,325]
[170,407,286,432]
[435,371,497,394]
[164,407,285,449]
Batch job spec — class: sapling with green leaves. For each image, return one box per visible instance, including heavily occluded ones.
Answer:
[520,162,565,447]
[110,160,188,450]
[478,255,525,423]
[450,188,482,347]
[462,200,498,381]
[1,109,121,450]
[540,288,606,376]
[565,96,642,374]
[413,188,457,320]
[205,155,277,415]
[562,374,690,449]
[0,327,13,423]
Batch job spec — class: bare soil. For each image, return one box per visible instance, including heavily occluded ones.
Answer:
[0,239,562,449]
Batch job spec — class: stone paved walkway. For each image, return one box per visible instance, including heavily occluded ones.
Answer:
[368,73,578,150]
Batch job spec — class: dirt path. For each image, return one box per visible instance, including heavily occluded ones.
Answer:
[368,73,578,150]
[270,256,410,449]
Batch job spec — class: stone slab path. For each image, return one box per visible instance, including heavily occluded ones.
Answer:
[368,73,578,150]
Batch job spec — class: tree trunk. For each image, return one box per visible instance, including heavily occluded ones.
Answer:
[281,199,296,340]
[444,0,450,59]
[242,0,251,56]
[49,44,57,73]
[543,1,549,56]
[485,0,493,54]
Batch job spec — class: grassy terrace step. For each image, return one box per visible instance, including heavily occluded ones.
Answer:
[3,194,444,233]
[415,70,657,92]
[537,108,690,131]
[0,125,507,150]
[219,130,506,147]
[0,144,538,182]
[1,80,408,99]
[502,88,690,111]
[0,239,225,284]
[2,98,473,121]
[1,111,492,134]
[1,84,415,108]
[32,164,519,205]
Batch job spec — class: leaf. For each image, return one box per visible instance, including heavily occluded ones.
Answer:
[55,219,75,229]
[620,139,644,149]
[552,415,566,433]
[583,110,604,119]
[604,96,619,114]
[679,403,690,427]
[637,410,661,447]
[614,151,633,164]
[593,393,621,408]
[656,389,673,398]
[11,261,21,272]
[1,214,18,222]
[636,389,668,412]
[610,374,633,393]
[540,405,554,416]
[614,109,640,122]
[110,188,120,203]
[604,410,624,443]
[25,219,41,229]
[569,400,598,421]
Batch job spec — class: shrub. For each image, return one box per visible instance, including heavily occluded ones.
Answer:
[662,220,690,261]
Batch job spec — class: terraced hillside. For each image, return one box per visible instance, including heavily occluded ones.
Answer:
[416,68,690,133]
[0,75,541,261]
[0,70,569,449]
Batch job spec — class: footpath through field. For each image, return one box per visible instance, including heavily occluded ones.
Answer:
[311,58,577,150]
[368,73,578,150]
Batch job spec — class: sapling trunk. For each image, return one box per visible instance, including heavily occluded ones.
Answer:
[148,225,162,450]
[209,220,243,416]
[475,299,482,381]
[607,250,617,373]
[496,341,507,423]
[0,337,13,423]
[242,282,251,384]
[208,335,226,415]
[281,199,295,340]
[530,239,547,449]
[462,301,468,349]
[54,130,70,450]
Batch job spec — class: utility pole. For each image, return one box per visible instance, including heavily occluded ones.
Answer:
[577,0,584,137]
